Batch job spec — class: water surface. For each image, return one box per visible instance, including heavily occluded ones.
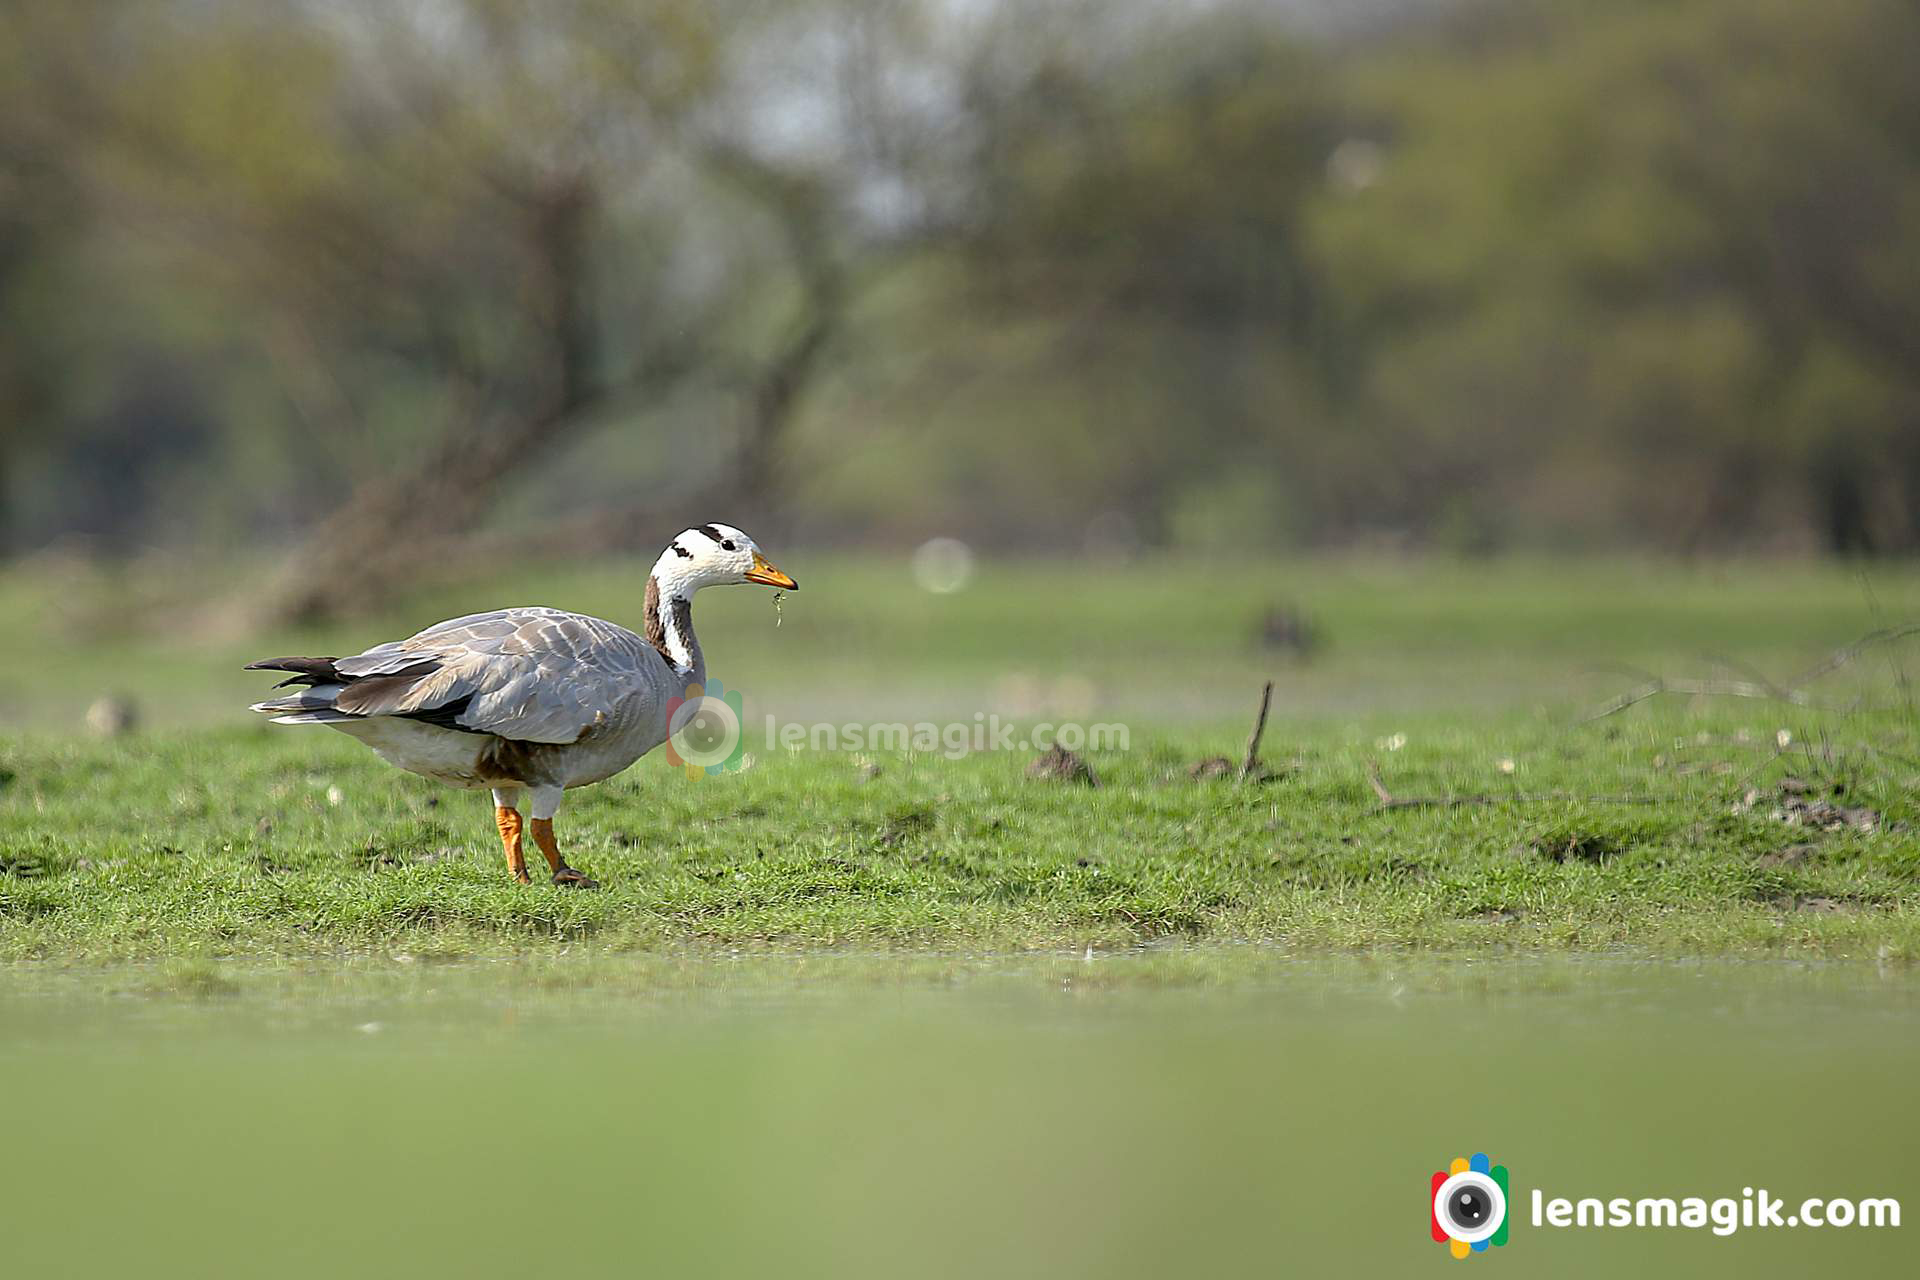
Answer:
[4,950,1914,1277]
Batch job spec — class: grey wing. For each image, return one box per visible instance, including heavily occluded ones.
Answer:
[333,608,660,744]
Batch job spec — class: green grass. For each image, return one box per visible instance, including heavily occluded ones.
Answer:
[4,700,1917,961]
[4,553,1919,961]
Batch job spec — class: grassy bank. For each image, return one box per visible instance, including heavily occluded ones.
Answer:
[4,554,1918,961]
[4,700,1916,961]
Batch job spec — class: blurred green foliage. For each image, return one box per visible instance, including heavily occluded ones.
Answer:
[1,0,1917,569]
[1315,0,1920,553]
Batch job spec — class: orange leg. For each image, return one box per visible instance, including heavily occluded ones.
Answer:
[530,818,599,889]
[494,806,531,884]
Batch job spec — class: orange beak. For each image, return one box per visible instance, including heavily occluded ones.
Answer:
[744,550,798,590]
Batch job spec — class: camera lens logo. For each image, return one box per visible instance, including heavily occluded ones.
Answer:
[662,679,745,779]
[1430,1153,1509,1259]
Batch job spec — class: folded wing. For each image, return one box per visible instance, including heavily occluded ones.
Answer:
[249,608,657,744]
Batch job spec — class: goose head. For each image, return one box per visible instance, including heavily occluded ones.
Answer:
[652,523,798,596]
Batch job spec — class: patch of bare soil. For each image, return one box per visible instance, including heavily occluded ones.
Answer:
[1734,778,1880,833]
[1027,745,1098,786]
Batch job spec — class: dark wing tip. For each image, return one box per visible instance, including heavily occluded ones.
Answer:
[244,656,342,684]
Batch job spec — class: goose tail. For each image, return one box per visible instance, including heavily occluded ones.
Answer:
[247,660,356,725]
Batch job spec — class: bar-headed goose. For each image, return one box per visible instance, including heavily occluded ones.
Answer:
[246,524,796,887]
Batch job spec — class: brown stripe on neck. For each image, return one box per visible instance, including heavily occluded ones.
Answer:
[643,574,696,673]
[643,575,668,664]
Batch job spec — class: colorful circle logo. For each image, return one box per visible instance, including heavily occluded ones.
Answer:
[1431,1153,1509,1259]
[663,679,745,779]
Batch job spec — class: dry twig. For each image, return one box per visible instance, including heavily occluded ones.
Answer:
[1240,682,1273,782]
[1790,623,1920,687]
[1363,760,1496,812]
[1582,622,1919,723]
[1579,676,1825,723]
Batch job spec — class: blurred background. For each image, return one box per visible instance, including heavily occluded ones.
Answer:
[3,0,1918,724]
[6,12,1919,1270]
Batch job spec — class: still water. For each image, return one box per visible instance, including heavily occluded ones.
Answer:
[4,950,1915,1277]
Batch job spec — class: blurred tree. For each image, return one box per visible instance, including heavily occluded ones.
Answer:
[939,9,1339,548]
[1311,0,1920,552]
[0,2,99,556]
[19,0,941,616]
[4,0,1919,575]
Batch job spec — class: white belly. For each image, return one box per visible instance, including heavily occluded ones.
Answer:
[327,711,669,790]
[329,718,498,788]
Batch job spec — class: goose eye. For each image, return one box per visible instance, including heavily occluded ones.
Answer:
[721,540,736,551]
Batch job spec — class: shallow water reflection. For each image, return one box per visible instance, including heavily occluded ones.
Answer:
[4,950,1915,1278]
